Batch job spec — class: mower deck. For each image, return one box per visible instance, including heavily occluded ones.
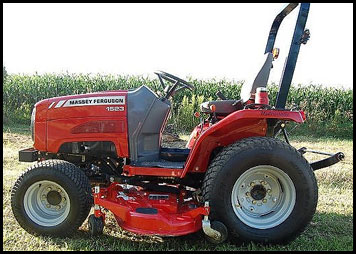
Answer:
[93,183,209,236]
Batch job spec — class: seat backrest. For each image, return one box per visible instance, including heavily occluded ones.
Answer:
[240,52,273,103]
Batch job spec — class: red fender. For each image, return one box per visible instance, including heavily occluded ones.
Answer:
[181,109,305,177]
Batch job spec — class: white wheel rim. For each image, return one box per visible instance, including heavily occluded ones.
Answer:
[231,165,296,229]
[23,180,71,227]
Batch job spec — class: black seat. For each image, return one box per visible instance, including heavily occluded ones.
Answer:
[201,52,274,117]
[200,99,243,116]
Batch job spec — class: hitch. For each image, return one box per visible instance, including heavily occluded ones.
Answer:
[298,147,345,171]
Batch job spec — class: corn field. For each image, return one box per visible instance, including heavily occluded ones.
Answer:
[3,73,353,138]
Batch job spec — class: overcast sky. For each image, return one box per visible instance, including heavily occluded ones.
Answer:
[3,3,353,88]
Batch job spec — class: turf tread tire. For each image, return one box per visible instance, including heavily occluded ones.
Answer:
[11,159,93,237]
[202,137,318,244]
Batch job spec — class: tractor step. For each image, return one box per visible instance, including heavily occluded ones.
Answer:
[134,160,185,169]
[160,148,190,162]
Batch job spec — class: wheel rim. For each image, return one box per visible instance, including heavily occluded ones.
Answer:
[23,180,70,227]
[231,165,296,229]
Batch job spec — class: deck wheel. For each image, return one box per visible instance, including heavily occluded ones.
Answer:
[88,214,104,236]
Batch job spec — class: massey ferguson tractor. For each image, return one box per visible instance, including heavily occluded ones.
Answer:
[11,3,344,244]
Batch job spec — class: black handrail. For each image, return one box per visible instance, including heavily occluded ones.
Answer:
[264,3,310,109]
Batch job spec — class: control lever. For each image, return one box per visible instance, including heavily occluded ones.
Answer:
[216,91,227,100]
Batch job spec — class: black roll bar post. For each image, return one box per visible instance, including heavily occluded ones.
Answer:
[264,3,311,109]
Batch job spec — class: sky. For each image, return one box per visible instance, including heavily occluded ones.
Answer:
[3,3,354,89]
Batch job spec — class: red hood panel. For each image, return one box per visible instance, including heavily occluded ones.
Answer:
[47,91,128,120]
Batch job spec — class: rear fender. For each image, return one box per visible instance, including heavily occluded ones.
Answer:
[181,109,305,177]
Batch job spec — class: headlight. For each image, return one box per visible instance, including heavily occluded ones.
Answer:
[30,107,36,142]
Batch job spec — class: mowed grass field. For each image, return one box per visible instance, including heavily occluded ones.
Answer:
[3,124,353,251]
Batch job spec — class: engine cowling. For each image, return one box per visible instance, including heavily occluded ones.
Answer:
[31,85,170,162]
[32,89,129,157]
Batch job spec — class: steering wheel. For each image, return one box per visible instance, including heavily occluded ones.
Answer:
[154,71,194,99]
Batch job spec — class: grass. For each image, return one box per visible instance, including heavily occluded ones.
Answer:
[2,124,353,251]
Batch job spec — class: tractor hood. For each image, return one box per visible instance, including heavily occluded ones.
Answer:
[31,90,128,153]
[32,86,171,162]
[45,90,127,120]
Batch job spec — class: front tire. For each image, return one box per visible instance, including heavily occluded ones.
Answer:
[11,160,93,237]
[202,137,318,244]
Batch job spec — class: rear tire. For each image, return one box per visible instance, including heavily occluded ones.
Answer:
[202,137,318,244]
[11,159,93,237]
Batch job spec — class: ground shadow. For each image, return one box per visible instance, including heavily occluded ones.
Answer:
[41,211,353,251]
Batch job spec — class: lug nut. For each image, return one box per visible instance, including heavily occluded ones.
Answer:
[57,188,62,193]
[250,182,255,187]
[46,204,51,208]
[252,200,257,204]
[261,181,266,185]
[236,203,241,208]
[42,194,46,199]
[262,199,267,203]
[47,187,52,191]
[246,192,250,196]
[56,205,61,210]
[62,197,66,202]
[267,189,272,193]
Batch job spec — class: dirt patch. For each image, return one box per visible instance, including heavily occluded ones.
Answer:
[162,124,187,148]
[3,132,32,146]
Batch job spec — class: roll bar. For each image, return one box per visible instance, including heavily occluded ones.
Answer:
[265,3,299,54]
[265,3,310,109]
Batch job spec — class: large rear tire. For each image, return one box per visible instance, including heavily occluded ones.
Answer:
[202,137,318,244]
[11,159,93,237]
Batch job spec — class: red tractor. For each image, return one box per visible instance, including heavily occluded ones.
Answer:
[12,3,344,244]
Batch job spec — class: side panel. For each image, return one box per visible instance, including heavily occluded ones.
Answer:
[45,91,129,157]
[46,117,128,157]
[181,109,305,177]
